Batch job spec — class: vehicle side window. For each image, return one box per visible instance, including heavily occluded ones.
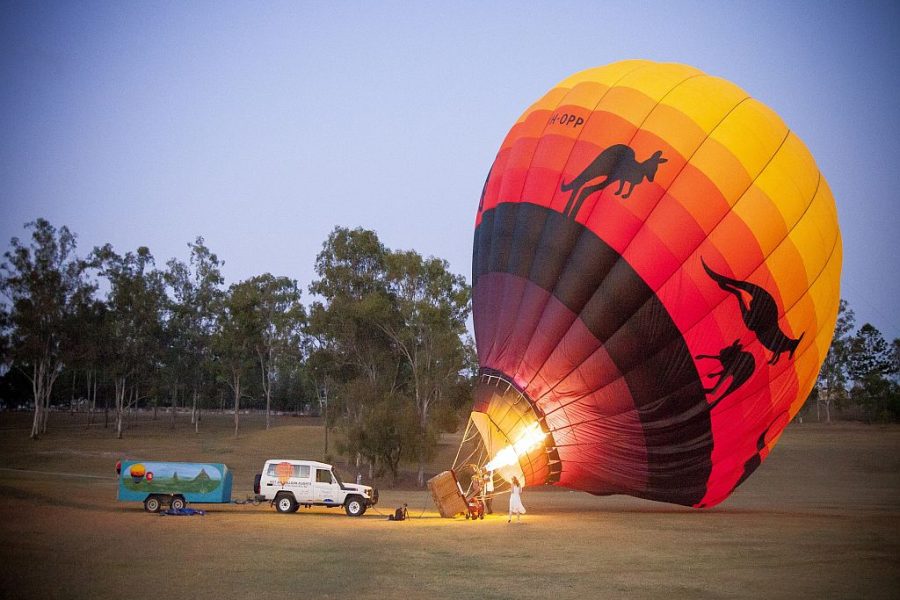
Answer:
[266,463,304,478]
[316,469,333,484]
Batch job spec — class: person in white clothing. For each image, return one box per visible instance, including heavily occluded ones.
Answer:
[508,476,526,523]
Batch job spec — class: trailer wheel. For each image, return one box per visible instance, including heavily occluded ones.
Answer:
[170,496,186,511]
[344,496,366,517]
[144,495,162,513]
[275,493,297,514]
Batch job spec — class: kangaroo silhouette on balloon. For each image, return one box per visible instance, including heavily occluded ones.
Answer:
[695,339,756,409]
[561,144,668,218]
[701,258,804,365]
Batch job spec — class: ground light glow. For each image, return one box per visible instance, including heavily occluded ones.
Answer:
[484,422,547,472]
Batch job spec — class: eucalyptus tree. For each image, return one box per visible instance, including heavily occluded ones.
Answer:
[165,238,224,432]
[307,227,401,477]
[381,250,472,486]
[848,322,896,421]
[816,299,855,423]
[68,298,108,424]
[213,279,261,436]
[307,227,474,483]
[305,343,343,454]
[92,244,166,438]
[0,219,94,439]
[245,273,305,429]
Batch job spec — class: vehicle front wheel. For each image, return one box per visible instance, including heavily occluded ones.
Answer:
[144,495,161,513]
[344,496,366,517]
[275,493,297,514]
[170,496,186,510]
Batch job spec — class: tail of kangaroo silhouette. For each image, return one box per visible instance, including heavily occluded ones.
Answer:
[701,257,804,364]
[561,144,667,219]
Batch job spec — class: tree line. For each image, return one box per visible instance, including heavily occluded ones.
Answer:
[807,299,899,423]
[1,219,898,479]
[0,219,474,486]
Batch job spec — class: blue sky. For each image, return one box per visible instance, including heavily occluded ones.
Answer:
[1,1,898,340]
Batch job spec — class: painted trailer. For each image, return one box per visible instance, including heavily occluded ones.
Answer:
[117,460,233,512]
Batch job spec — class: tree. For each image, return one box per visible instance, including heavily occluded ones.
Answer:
[307,227,401,479]
[93,244,166,438]
[816,299,855,423]
[307,227,474,484]
[67,298,108,424]
[0,219,94,438]
[245,274,305,429]
[213,279,261,437]
[893,338,900,381]
[305,344,340,453]
[165,238,224,432]
[848,323,896,422]
[381,250,472,486]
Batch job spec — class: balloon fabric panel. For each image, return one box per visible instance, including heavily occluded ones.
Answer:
[471,61,841,508]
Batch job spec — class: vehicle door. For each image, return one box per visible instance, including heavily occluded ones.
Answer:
[290,464,313,502]
[313,468,340,504]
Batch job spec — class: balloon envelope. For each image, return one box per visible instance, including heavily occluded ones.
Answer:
[471,60,841,507]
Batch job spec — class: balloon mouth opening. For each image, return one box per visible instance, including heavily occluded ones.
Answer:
[469,369,561,487]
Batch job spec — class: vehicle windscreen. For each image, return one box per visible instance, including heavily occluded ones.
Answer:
[331,470,344,487]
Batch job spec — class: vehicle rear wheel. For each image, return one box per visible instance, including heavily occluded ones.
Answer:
[170,496,186,510]
[144,495,161,513]
[275,493,297,514]
[344,496,366,517]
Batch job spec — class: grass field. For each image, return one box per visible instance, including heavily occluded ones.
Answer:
[0,412,897,599]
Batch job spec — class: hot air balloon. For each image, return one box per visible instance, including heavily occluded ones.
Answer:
[275,461,294,486]
[129,463,146,484]
[469,60,841,508]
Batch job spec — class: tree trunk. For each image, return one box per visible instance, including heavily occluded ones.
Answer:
[260,352,272,430]
[87,370,95,426]
[70,369,77,415]
[115,377,126,439]
[192,388,199,433]
[41,374,52,434]
[416,402,429,488]
[171,381,177,429]
[30,363,44,440]
[127,385,135,430]
[232,374,241,437]
[31,401,42,440]
[318,383,329,455]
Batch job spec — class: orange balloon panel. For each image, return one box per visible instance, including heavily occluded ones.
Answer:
[472,61,841,507]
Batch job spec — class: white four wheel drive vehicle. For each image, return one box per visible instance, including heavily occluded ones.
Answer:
[254,459,378,517]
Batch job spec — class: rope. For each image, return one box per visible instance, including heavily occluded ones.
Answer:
[451,417,475,469]
[413,494,430,519]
